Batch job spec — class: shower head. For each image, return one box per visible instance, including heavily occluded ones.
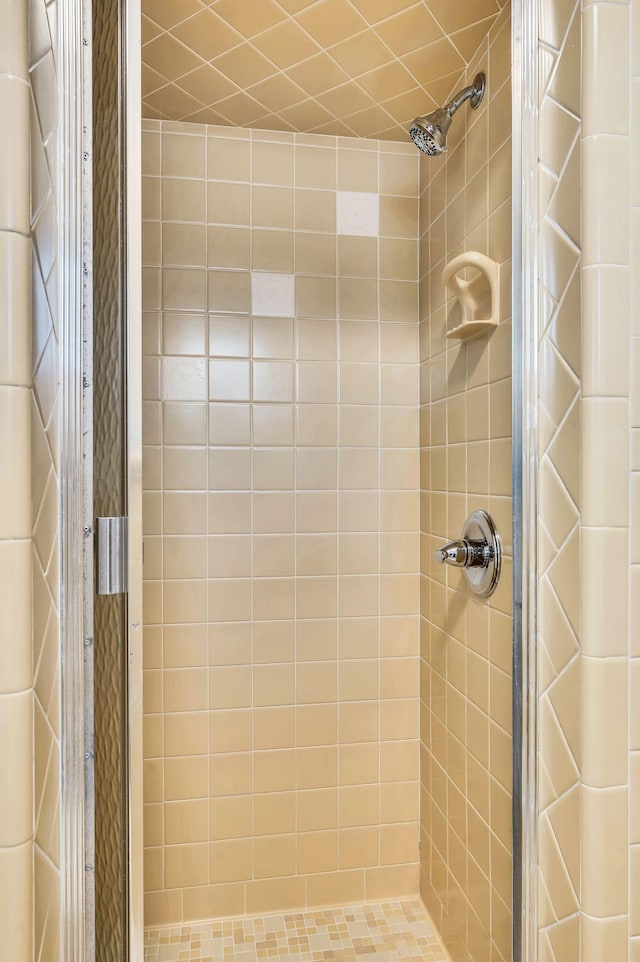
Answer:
[409,72,486,156]
[409,107,453,156]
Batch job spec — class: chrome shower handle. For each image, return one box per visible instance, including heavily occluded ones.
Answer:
[434,511,502,597]
[434,538,492,568]
[435,540,469,566]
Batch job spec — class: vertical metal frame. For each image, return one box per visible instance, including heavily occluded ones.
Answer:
[59,0,144,956]
[511,0,539,960]
[125,0,144,956]
[59,0,93,960]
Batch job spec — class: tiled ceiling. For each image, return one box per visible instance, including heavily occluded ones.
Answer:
[141,0,507,140]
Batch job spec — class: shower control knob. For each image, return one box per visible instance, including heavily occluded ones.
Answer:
[435,539,492,568]
[434,510,502,598]
[435,540,469,566]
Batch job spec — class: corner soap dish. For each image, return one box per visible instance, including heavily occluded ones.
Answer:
[442,251,500,341]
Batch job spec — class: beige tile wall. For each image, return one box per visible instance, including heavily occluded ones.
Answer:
[0,0,33,957]
[539,0,640,958]
[536,0,582,959]
[0,0,60,958]
[29,0,62,959]
[580,0,637,956]
[417,9,513,962]
[141,122,422,925]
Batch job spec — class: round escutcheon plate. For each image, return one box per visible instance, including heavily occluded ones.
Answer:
[461,509,502,598]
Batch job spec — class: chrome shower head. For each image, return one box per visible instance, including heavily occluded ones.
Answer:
[409,72,486,156]
[409,107,453,156]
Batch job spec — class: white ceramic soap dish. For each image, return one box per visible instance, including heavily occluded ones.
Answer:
[442,251,500,341]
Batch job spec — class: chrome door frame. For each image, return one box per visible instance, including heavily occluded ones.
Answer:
[59,0,143,957]
[125,0,144,955]
[59,0,540,958]
[512,0,539,960]
[59,0,93,959]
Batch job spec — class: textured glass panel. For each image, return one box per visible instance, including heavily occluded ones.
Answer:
[93,0,128,958]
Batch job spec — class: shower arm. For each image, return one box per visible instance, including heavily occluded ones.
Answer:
[445,73,486,116]
[446,86,476,115]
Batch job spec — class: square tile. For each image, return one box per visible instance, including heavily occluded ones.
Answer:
[337,191,380,236]
[251,271,295,316]
[161,357,207,400]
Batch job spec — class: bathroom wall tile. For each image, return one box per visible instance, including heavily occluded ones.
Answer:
[253,405,295,446]
[416,13,513,961]
[295,189,337,233]
[582,786,628,919]
[297,320,337,362]
[163,268,207,312]
[583,266,630,397]
[295,146,336,190]
[338,236,377,278]
[162,179,205,225]
[209,404,251,445]
[0,690,32,846]
[208,227,251,270]
[336,191,379,237]
[251,272,295,317]
[253,230,295,273]
[143,124,421,920]
[162,357,207,401]
[296,275,337,318]
[581,656,628,788]
[208,136,251,182]
[0,387,31,539]
[0,842,31,960]
[253,186,294,229]
[208,270,251,313]
[245,877,306,914]
[0,540,32,693]
[582,398,629,526]
[0,232,31,387]
[583,135,629,268]
[252,142,294,187]
[306,869,365,906]
[253,360,294,402]
[380,153,418,197]
[0,77,30,234]
[208,182,250,226]
[209,315,250,358]
[582,527,628,656]
[295,233,336,276]
[532,8,584,958]
[583,3,630,137]
[209,360,250,402]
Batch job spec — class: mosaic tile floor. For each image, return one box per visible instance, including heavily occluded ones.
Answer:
[144,899,449,962]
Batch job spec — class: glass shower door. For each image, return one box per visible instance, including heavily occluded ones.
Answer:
[91,0,143,958]
[92,0,129,956]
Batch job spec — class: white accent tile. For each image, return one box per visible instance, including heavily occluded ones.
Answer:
[251,272,295,317]
[162,357,207,401]
[337,191,379,237]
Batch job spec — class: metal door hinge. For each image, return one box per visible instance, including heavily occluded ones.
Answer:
[96,516,129,595]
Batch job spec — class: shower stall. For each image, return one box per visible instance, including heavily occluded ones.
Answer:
[70,0,538,960]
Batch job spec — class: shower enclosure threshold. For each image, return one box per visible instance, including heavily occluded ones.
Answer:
[143,898,451,962]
